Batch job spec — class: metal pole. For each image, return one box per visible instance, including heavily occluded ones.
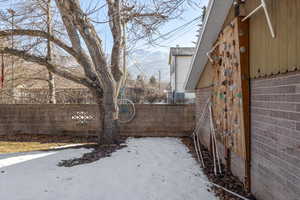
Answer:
[8,9,15,103]
[158,70,161,91]
[261,0,275,38]
[242,4,263,21]
[242,0,275,38]
[11,12,14,92]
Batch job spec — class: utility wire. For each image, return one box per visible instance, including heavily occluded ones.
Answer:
[158,19,200,46]
[149,16,200,44]
[133,15,200,49]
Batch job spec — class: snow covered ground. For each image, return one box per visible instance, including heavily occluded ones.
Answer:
[0,137,218,200]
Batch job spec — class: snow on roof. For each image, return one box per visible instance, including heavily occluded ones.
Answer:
[184,0,234,91]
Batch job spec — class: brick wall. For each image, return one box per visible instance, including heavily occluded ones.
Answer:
[251,72,300,200]
[0,104,195,137]
[196,71,300,200]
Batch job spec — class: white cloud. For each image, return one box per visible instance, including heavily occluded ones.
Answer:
[128,49,170,82]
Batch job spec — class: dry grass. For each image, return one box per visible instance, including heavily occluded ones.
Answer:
[0,134,98,154]
[0,141,69,154]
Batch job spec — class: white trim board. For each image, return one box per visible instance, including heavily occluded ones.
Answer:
[184,0,234,91]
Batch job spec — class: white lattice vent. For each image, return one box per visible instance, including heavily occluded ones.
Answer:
[71,111,95,125]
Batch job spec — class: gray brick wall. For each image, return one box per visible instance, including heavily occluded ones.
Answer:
[196,72,300,200]
[251,72,300,200]
[0,104,195,137]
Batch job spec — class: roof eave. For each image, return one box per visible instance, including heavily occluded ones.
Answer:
[184,0,233,91]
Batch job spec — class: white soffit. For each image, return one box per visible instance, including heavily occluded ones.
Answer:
[184,0,234,91]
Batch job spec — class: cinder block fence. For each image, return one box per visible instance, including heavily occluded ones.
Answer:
[0,104,195,137]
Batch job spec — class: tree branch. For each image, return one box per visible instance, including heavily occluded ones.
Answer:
[0,29,75,57]
[55,0,116,90]
[58,10,101,85]
[125,12,167,23]
[107,0,123,83]
[0,47,93,88]
[0,28,101,86]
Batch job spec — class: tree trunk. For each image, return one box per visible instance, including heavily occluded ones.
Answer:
[48,71,56,104]
[101,87,120,144]
[93,88,120,145]
[101,103,120,145]
[46,0,56,104]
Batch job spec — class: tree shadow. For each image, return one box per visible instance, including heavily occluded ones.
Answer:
[57,140,127,167]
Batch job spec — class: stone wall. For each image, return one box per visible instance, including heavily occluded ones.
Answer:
[0,104,195,137]
[195,71,300,200]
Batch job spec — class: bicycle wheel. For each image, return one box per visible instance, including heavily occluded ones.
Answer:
[118,99,135,123]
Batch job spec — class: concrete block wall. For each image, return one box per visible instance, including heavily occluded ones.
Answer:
[122,104,195,137]
[251,72,300,200]
[0,104,195,137]
[0,104,101,136]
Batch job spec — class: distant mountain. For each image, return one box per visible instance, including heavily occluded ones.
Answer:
[128,49,170,82]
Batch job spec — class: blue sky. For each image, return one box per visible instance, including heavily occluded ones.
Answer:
[1,0,209,82]
[81,0,208,54]
[82,0,209,81]
[125,0,208,81]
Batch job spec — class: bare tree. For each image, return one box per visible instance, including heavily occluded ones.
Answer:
[0,0,61,103]
[0,0,189,144]
[45,0,56,104]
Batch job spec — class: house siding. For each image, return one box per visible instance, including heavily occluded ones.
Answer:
[176,56,193,93]
[196,61,213,89]
[192,0,300,199]
[221,0,300,78]
[247,0,300,78]
[195,71,300,200]
[195,87,245,182]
